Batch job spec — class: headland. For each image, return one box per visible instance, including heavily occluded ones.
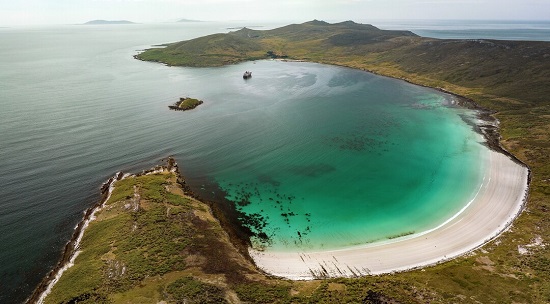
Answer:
[30,158,267,303]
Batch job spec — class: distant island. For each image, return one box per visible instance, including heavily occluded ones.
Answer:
[178,18,204,23]
[83,20,135,25]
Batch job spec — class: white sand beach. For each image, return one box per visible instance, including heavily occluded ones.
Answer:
[249,150,529,279]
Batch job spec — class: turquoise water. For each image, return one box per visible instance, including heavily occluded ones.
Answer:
[0,21,514,302]
[202,64,486,251]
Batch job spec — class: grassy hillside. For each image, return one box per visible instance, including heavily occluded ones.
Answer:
[42,164,266,304]
[136,33,265,66]
[135,20,417,66]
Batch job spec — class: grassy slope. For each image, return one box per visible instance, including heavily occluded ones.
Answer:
[44,169,268,304]
[137,33,265,66]
[60,21,550,303]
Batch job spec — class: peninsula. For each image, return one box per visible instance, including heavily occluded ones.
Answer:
[31,158,275,304]
[36,20,550,303]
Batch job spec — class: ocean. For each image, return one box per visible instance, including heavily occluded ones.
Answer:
[0,20,545,303]
[372,19,550,41]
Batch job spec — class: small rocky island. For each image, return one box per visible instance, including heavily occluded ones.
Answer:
[169,97,203,111]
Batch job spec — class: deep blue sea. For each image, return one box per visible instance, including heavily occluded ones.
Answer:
[0,20,546,303]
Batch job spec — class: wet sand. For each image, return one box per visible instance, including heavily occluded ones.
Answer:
[249,150,529,279]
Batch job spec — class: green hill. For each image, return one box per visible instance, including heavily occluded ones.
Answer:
[137,33,263,66]
[136,20,417,66]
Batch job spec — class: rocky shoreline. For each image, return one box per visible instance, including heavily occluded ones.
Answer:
[27,173,122,303]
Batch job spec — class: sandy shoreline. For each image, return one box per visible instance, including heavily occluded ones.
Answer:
[249,149,529,279]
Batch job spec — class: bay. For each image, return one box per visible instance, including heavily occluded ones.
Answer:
[0,20,535,303]
[198,65,485,251]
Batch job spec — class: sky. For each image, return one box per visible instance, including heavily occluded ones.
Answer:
[0,0,549,26]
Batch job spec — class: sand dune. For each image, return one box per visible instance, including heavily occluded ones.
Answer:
[250,150,529,279]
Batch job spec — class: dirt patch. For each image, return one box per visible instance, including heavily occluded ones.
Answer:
[474,256,496,272]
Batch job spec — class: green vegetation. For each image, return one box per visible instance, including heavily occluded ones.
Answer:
[136,33,264,66]
[136,21,416,67]
[169,97,203,111]
[166,277,227,304]
[43,173,189,303]
[44,167,298,304]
